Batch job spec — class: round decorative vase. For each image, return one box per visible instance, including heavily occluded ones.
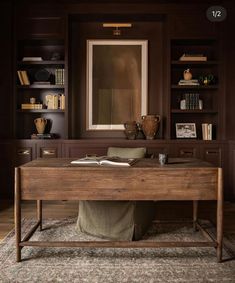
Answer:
[141,115,160,140]
[183,69,192,80]
[34,118,47,134]
[124,121,138,140]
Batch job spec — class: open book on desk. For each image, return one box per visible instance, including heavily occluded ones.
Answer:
[70,156,137,167]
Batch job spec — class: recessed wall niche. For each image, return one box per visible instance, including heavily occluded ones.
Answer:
[69,14,165,139]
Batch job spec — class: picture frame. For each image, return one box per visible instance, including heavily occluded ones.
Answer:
[176,123,197,138]
[86,39,148,130]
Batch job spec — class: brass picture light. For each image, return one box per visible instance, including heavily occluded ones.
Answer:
[102,23,132,35]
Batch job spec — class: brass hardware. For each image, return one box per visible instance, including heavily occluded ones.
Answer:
[17,149,30,155]
[180,150,193,155]
[206,150,218,155]
[102,23,132,36]
[102,23,132,28]
[42,149,56,155]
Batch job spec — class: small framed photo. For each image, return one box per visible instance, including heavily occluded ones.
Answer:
[176,123,197,138]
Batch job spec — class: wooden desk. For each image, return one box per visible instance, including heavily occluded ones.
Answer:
[15,158,223,262]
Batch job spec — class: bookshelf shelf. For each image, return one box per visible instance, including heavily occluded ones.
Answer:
[17,109,65,113]
[17,85,65,89]
[17,60,65,66]
[171,60,219,65]
[171,109,218,114]
[171,85,218,89]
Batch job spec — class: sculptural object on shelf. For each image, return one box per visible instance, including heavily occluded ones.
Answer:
[183,68,193,80]
[141,115,161,140]
[34,118,47,134]
[124,121,138,140]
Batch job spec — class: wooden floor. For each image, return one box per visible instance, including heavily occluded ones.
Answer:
[0,200,235,241]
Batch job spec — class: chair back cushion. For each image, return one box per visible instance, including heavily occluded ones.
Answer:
[107,147,146,159]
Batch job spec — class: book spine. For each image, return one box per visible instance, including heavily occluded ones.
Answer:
[60,94,65,110]
[21,70,30,85]
[53,95,59,109]
[208,124,212,140]
[17,71,24,85]
[202,123,208,140]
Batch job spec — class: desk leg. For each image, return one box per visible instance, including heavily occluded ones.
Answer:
[14,168,21,262]
[217,168,223,263]
[193,201,198,231]
[37,200,42,231]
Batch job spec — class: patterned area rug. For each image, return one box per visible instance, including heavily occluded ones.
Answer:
[0,218,234,283]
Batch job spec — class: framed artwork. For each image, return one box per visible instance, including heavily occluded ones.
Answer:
[176,123,197,138]
[86,39,148,130]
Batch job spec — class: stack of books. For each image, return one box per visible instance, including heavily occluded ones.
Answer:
[178,79,200,86]
[31,133,55,139]
[202,123,212,140]
[21,103,43,110]
[179,54,207,61]
[17,70,30,85]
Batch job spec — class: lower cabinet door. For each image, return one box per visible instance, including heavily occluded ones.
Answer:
[201,146,223,167]
[37,141,62,158]
[171,144,200,158]
[15,140,36,166]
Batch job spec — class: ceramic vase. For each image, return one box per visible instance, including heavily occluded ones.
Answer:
[141,115,160,140]
[34,118,47,134]
[124,121,138,140]
[183,69,192,80]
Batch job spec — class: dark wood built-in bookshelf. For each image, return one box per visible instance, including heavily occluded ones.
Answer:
[170,38,221,140]
[14,38,67,139]
[1,0,234,200]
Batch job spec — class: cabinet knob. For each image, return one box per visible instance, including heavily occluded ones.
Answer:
[206,150,218,155]
[180,150,194,156]
[17,149,30,155]
[42,149,56,156]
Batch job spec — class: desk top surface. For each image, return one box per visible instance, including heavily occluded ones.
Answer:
[20,157,216,169]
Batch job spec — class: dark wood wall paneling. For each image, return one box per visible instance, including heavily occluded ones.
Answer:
[1,1,235,200]
[0,1,13,198]
[14,4,66,40]
[0,1,13,139]
[225,2,235,140]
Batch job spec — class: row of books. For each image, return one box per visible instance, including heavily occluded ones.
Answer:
[21,103,43,109]
[178,79,200,86]
[45,94,65,110]
[202,123,212,140]
[17,70,30,85]
[179,54,207,61]
[55,69,65,85]
[180,93,202,110]
[17,69,65,86]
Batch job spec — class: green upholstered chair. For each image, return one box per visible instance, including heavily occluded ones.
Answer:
[76,147,157,240]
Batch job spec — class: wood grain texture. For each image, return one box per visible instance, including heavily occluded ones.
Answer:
[19,158,218,201]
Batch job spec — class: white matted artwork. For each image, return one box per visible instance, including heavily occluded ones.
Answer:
[176,123,197,138]
[86,40,148,130]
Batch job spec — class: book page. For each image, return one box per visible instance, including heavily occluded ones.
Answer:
[70,157,100,165]
[99,158,135,167]
[70,156,136,166]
